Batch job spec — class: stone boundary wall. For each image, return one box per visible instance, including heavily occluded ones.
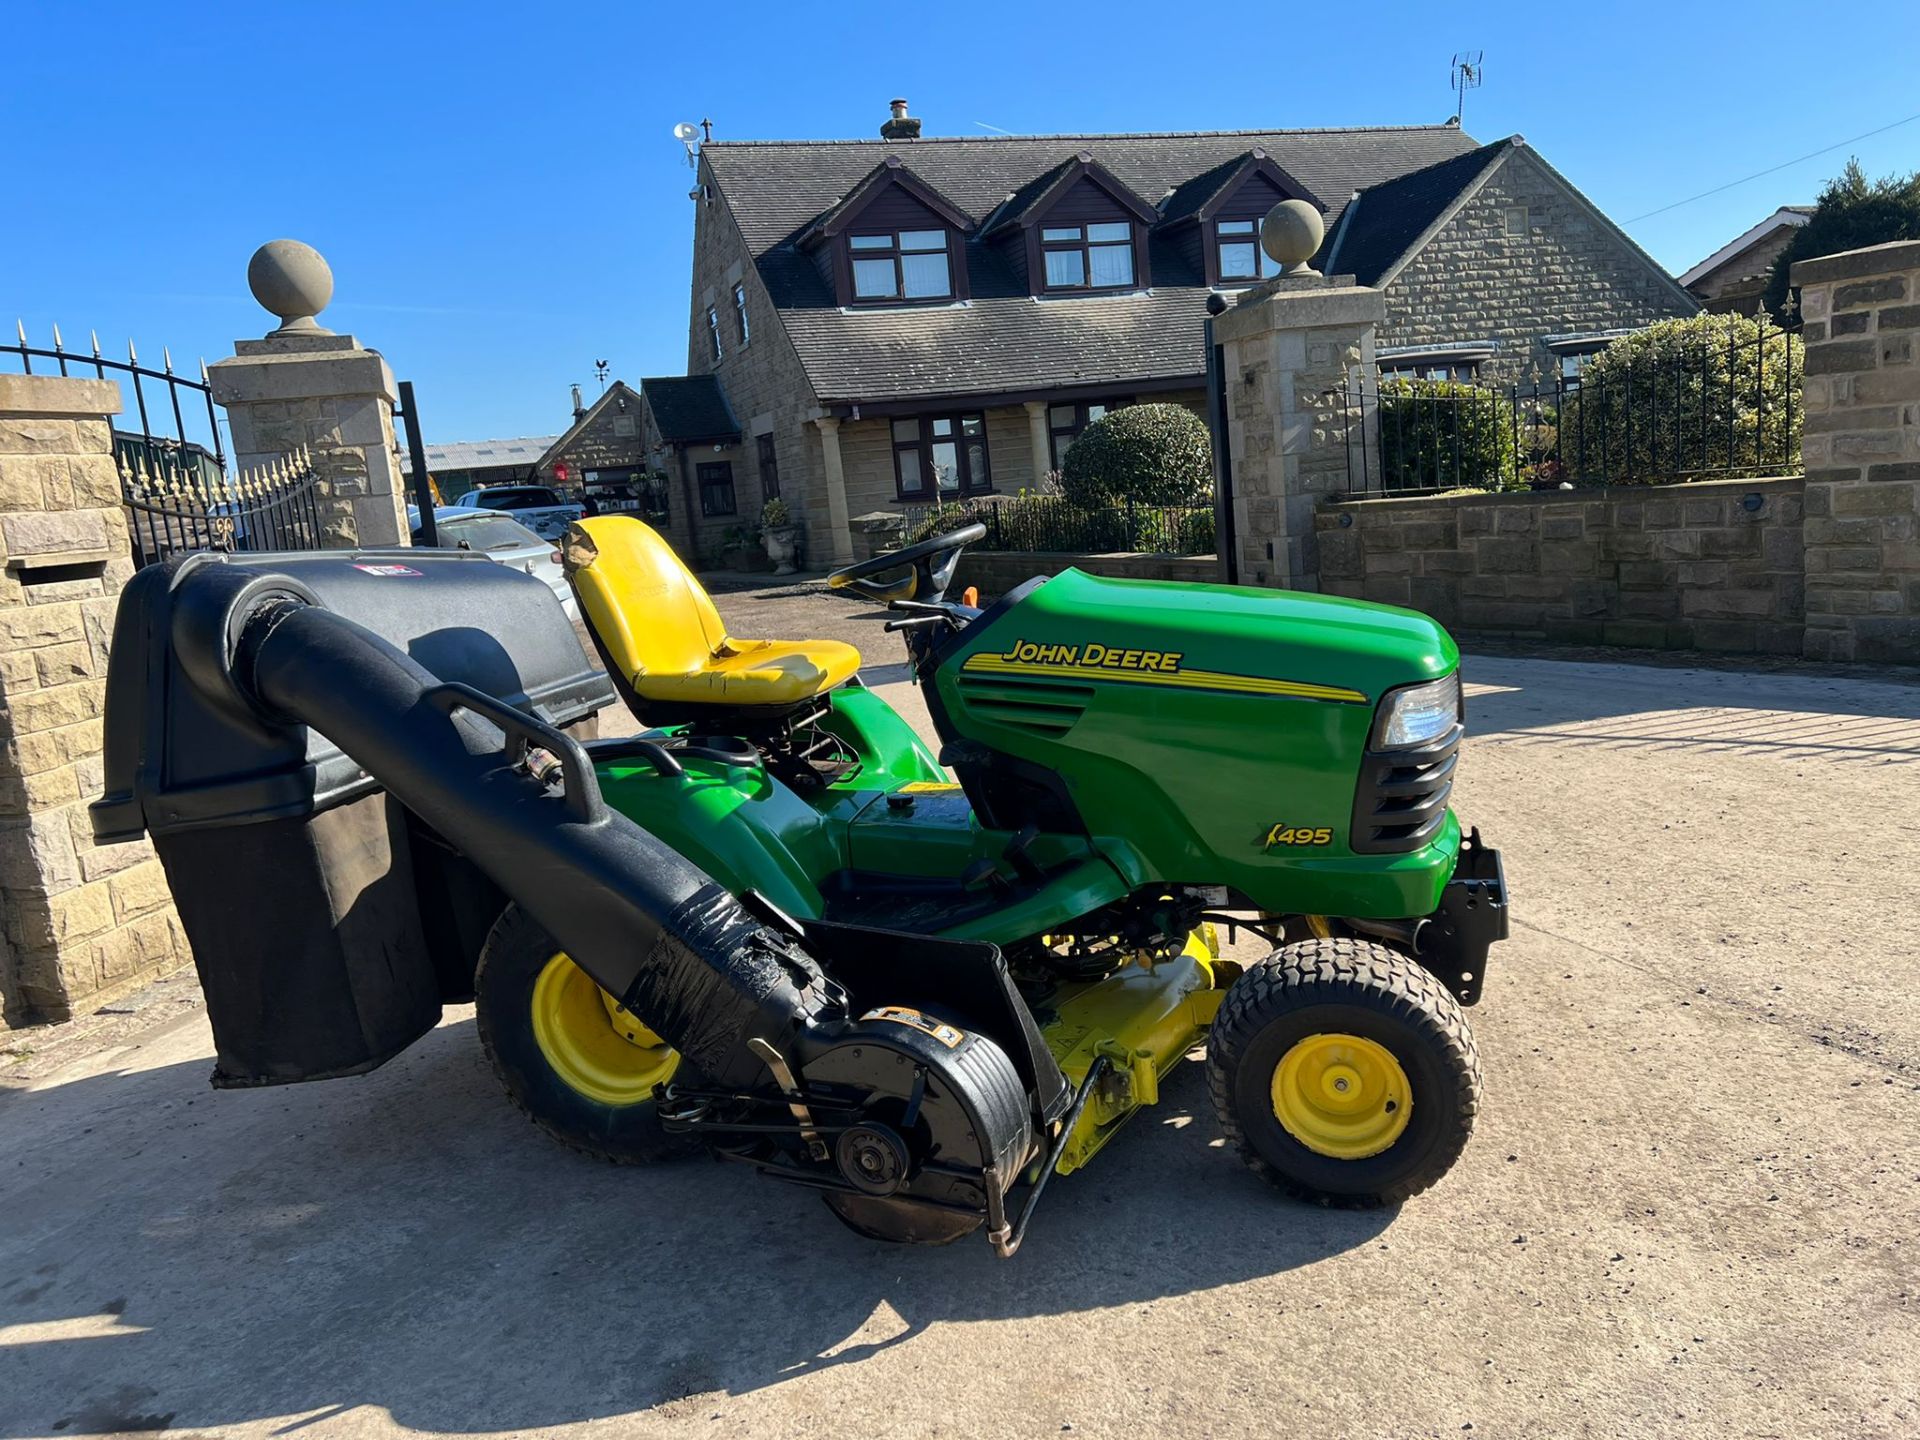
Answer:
[0,375,188,1024]
[954,550,1220,598]
[1315,475,1806,653]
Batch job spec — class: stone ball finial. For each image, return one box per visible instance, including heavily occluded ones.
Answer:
[1261,200,1326,277]
[247,239,335,336]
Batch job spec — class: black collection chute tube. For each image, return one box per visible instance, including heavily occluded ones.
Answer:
[232,593,830,1090]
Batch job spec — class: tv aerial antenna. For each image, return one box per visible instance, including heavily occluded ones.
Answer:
[1450,52,1483,127]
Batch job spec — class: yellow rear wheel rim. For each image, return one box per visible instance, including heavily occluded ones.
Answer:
[530,953,680,1107]
[1270,1032,1412,1160]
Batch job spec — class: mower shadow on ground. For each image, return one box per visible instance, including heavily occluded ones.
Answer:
[1461,654,1920,764]
[0,1013,1392,1436]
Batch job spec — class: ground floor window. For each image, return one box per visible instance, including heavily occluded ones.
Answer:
[1048,398,1133,470]
[697,461,736,517]
[755,433,780,500]
[583,468,669,521]
[1379,358,1481,383]
[1545,330,1638,385]
[891,413,991,500]
[1557,348,1607,381]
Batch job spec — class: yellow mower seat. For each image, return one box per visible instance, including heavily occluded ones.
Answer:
[567,516,860,710]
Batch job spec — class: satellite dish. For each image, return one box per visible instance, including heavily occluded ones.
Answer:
[673,122,699,142]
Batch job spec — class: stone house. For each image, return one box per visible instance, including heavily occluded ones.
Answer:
[673,105,1696,564]
[523,376,759,563]
[1678,205,1812,316]
[1330,137,1698,382]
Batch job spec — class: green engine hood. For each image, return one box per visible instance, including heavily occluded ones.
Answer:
[932,568,1463,918]
[966,569,1458,703]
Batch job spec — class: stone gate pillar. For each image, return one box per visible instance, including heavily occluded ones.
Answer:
[207,240,408,548]
[0,374,187,1024]
[1212,202,1383,590]
[1794,239,1920,663]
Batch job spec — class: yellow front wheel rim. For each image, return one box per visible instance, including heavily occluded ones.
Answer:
[1271,1033,1412,1160]
[530,953,680,1107]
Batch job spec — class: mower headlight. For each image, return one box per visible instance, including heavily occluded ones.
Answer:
[1373,672,1461,749]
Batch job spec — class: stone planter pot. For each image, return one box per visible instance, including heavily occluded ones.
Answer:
[762,524,802,575]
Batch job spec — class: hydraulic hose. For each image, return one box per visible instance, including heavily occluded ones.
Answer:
[232,593,830,1089]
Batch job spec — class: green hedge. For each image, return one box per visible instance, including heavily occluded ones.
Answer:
[906,494,1214,555]
[1556,313,1802,484]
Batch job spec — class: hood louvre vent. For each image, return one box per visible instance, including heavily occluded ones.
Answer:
[955,674,1093,737]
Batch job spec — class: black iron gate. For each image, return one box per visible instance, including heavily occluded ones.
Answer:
[8,322,328,568]
[119,446,325,566]
[394,378,438,545]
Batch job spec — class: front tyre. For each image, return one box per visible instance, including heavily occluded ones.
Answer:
[475,903,693,1163]
[1206,937,1480,1207]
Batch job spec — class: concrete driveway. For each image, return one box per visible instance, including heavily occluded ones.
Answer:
[3,581,1918,1439]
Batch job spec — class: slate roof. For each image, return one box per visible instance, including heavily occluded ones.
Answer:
[1158,151,1262,225]
[979,154,1085,234]
[703,126,1482,405]
[641,374,741,443]
[399,436,557,477]
[1325,140,1514,287]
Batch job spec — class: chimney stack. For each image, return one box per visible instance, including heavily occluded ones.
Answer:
[880,97,921,141]
[571,383,585,420]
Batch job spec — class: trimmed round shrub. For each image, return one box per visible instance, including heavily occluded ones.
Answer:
[1059,403,1213,508]
[1556,313,1802,485]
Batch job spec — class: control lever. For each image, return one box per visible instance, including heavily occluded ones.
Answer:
[1003,823,1045,882]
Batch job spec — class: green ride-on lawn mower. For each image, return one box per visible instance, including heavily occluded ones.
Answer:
[93,516,1506,1257]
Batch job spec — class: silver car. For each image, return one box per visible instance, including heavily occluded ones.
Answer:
[410,508,578,621]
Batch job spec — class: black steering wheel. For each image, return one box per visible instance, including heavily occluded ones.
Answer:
[828,522,987,606]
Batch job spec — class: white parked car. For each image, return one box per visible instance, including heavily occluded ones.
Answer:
[410,508,577,621]
[448,484,584,541]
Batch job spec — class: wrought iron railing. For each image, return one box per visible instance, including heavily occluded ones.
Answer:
[7,320,227,477]
[1335,322,1804,495]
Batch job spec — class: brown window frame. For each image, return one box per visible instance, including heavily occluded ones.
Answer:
[1047,397,1134,470]
[1213,218,1272,284]
[847,228,954,304]
[755,433,780,500]
[891,413,992,501]
[696,460,736,517]
[1038,221,1138,293]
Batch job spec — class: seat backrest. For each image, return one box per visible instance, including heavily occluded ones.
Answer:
[569,516,730,680]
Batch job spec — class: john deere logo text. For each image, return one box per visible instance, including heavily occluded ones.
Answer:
[1001,640,1185,674]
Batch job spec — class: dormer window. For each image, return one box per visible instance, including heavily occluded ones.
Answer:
[796,158,974,307]
[1216,219,1271,282]
[1157,149,1325,288]
[981,151,1156,297]
[1042,222,1136,290]
[851,229,952,301]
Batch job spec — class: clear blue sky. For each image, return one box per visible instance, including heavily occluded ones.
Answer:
[6,0,1918,446]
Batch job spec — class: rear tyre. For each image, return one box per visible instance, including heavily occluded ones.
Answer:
[1207,937,1480,1207]
[475,903,694,1164]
